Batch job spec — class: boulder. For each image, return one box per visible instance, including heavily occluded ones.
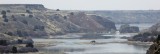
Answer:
[119,24,139,33]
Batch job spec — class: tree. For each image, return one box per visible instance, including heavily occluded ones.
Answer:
[11,15,15,18]
[12,46,17,53]
[7,10,10,13]
[17,30,23,37]
[17,39,23,44]
[4,18,8,22]
[22,20,28,25]
[56,9,60,11]
[29,14,33,18]
[2,14,7,18]
[6,32,13,36]
[21,14,25,16]
[70,12,74,15]
[33,25,45,31]
[63,16,67,19]
[1,10,6,15]
[26,10,32,14]
[26,43,34,48]
[0,40,8,46]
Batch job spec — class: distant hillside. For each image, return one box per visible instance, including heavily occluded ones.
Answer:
[0,4,116,37]
[87,10,160,24]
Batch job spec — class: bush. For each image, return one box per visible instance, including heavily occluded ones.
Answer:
[29,15,33,18]
[63,16,67,19]
[1,10,6,15]
[12,15,17,21]
[26,10,32,14]
[2,14,7,18]
[26,43,34,48]
[70,12,74,15]
[6,32,13,36]
[7,10,10,13]
[22,20,28,25]
[18,39,23,44]
[11,15,15,18]
[17,30,23,37]
[56,9,60,11]
[0,40,8,46]
[4,18,8,22]
[33,25,45,31]
[12,46,17,53]
[21,14,25,16]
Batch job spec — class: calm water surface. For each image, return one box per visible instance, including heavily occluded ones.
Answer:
[34,38,149,54]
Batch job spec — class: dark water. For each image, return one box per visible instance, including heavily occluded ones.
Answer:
[34,38,149,54]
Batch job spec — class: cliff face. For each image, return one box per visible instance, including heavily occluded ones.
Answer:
[0,4,116,37]
[119,24,139,33]
[90,15,116,32]
[68,12,116,32]
[131,22,160,42]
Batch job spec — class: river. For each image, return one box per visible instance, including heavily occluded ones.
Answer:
[34,38,149,54]
[33,23,154,54]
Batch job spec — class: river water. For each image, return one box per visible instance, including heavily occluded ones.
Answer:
[34,38,149,54]
[33,23,154,54]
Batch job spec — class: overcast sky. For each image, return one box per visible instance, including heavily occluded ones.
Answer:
[0,0,160,10]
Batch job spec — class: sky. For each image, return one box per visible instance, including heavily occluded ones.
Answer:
[0,0,160,10]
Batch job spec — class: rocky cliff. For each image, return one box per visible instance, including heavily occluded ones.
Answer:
[131,22,160,42]
[0,4,116,37]
[119,24,139,33]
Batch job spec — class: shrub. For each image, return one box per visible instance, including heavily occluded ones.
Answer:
[56,9,60,11]
[4,18,8,22]
[0,40,8,46]
[17,39,23,44]
[63,16,67,19]
[7,10,10,13]
[12,15,17,21]
[17,30,23,37]
[22,20,28,25]
[26,43,34,48]
[1,10,6,15]
[12,46,17,53]
[70,12,74,15]
[2,14,7,18]
[21,14,25,16]
[6,32,13,36]
[33,25,45,31]
[11,15,15,18]
[26,10,32,14]
[29,14,33,18]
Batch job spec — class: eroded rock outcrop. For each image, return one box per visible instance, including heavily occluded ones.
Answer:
[131,22,160,42]
[119,24,139,33]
